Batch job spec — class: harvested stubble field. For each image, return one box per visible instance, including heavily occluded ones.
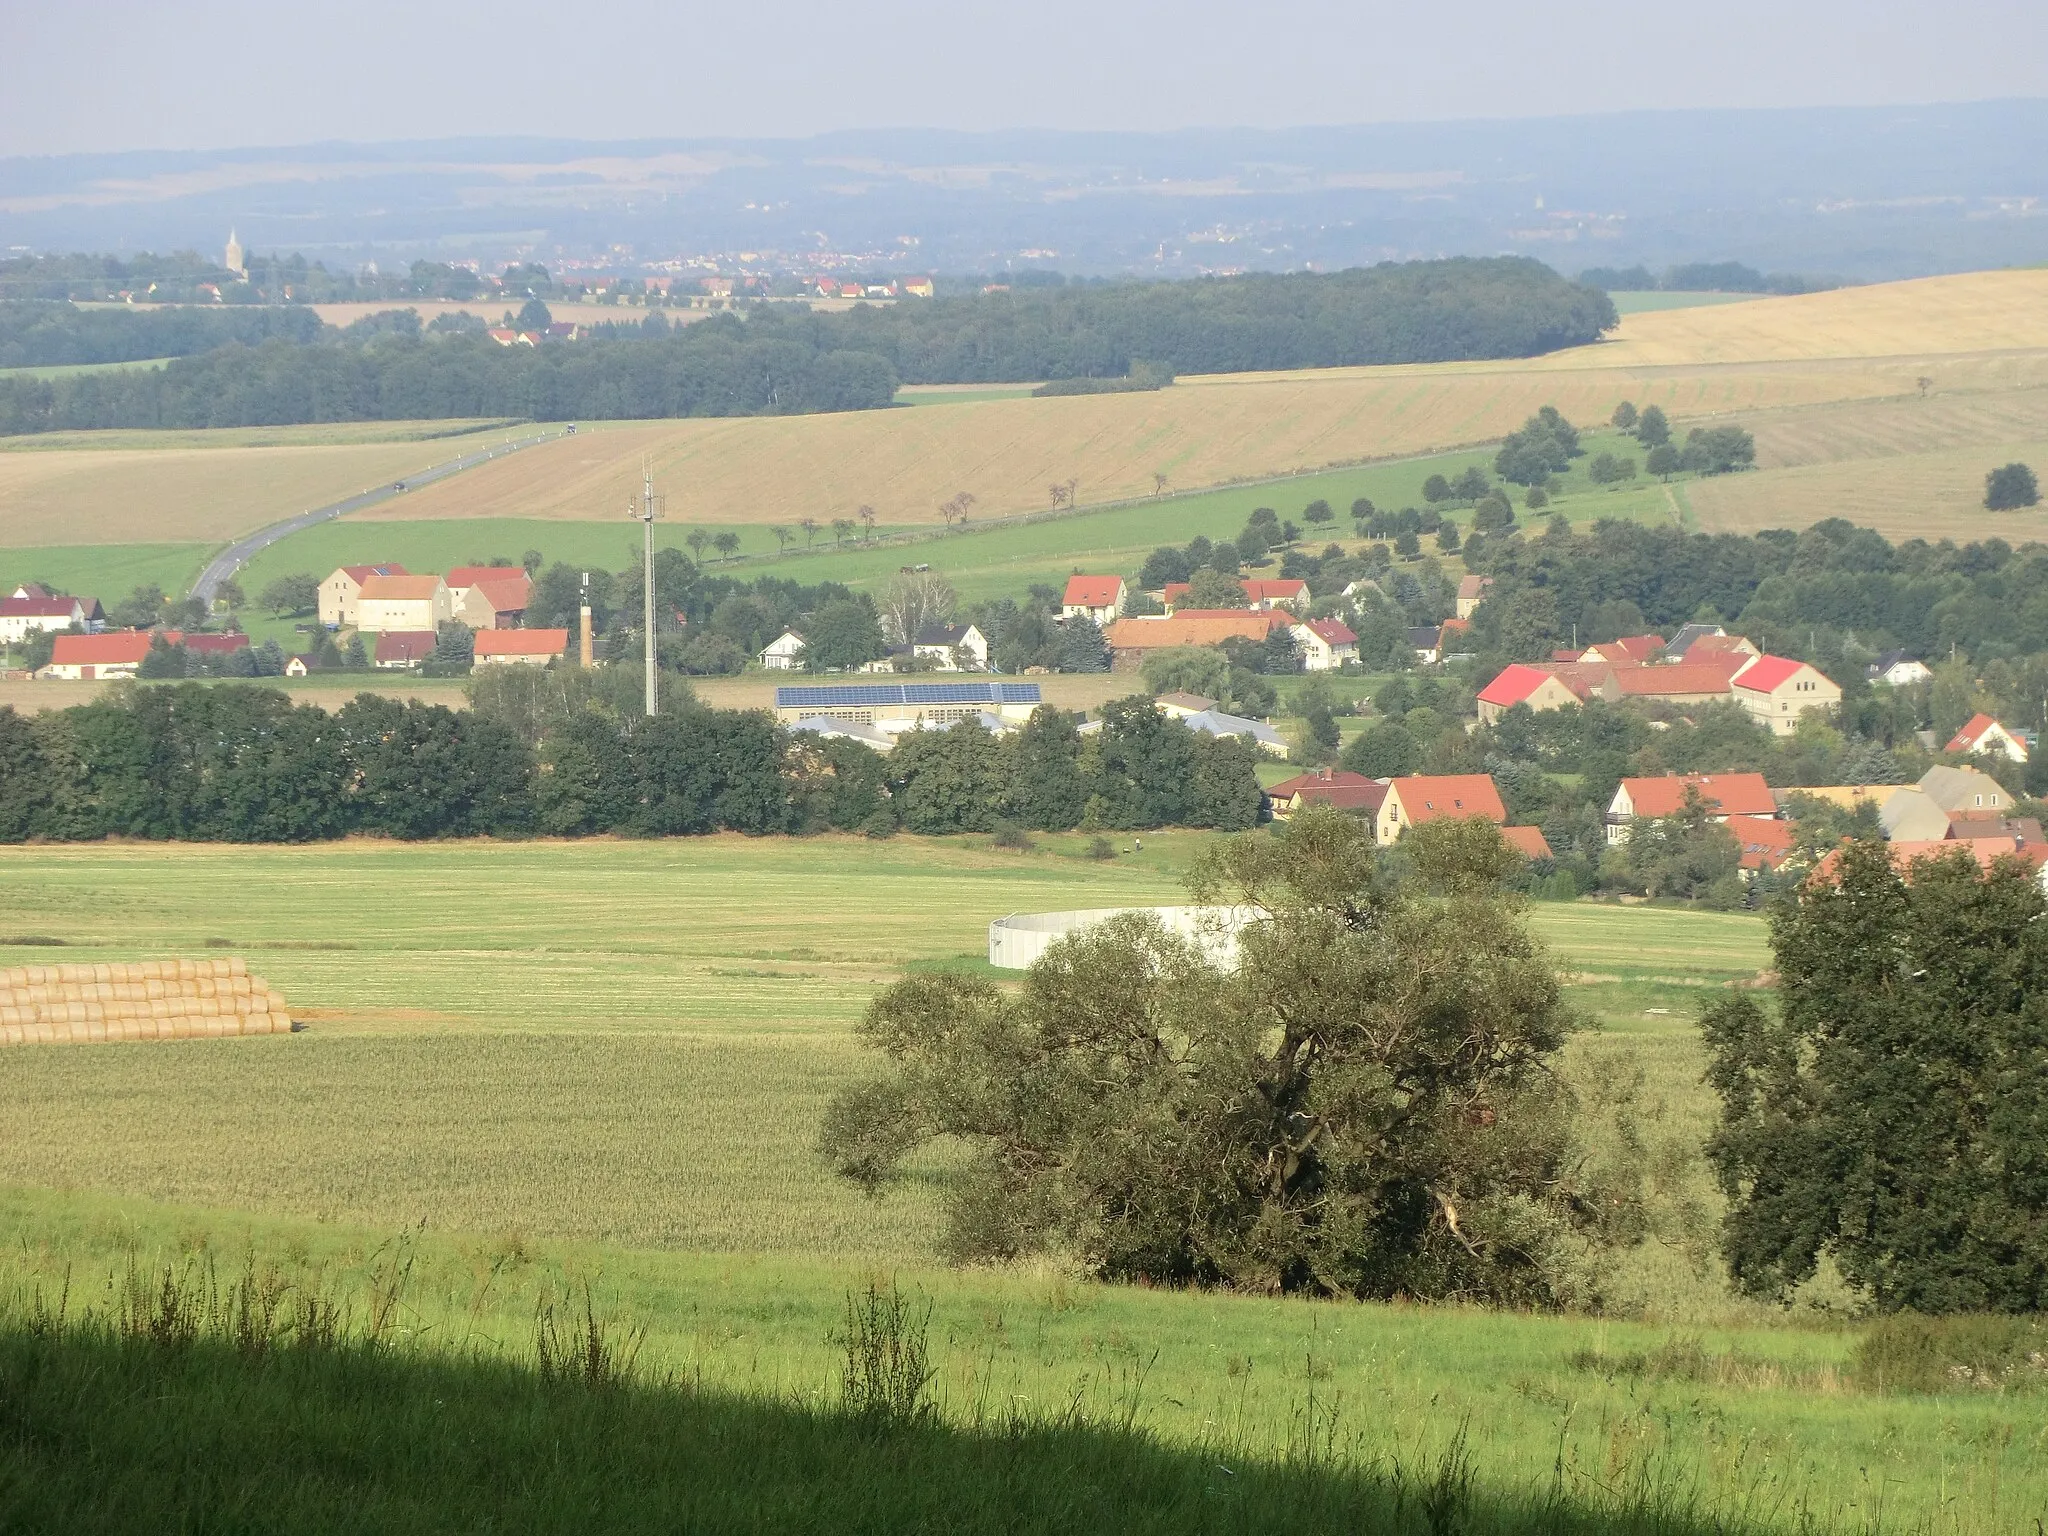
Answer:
[0,419,524,549]
[0,839,2040,1531]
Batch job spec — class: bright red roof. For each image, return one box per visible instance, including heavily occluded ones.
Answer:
[1730,655,1811,693]
[1946,712,2006,752]
[1619,772,1777,819]
[50,633,151,664]
[1386,774,1507,826]
[1063,575,1125,608]
[1478,663,1560,707]
[474,628,569,657]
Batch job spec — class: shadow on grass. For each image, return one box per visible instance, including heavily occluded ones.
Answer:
[0,1321,1781,1536]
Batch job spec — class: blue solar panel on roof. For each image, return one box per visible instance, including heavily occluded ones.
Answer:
[776,681,1040,708]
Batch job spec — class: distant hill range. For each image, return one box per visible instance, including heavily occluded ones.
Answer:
[0,101,2043,282]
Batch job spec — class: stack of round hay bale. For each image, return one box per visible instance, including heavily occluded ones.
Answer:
[0,958,294,1046]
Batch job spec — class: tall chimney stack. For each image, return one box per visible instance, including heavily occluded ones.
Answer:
[579,571,594,667]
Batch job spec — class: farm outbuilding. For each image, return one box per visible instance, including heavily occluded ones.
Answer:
[0,957,295,1046]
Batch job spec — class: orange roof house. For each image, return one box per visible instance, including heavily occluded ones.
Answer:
[1265,769,1389,820]
[1608,662,1740,704]
[1945,712,2030,764]
[1502,825,1555,860]
[1104,610,1282,668]
[473,628,569,666]
[1061,575,1128,624]
[1581,634,1665,666]
[1607,772,1776,843]
[1376,774,1508,844]
[37,632,153,680]
[1727,815,1796,871]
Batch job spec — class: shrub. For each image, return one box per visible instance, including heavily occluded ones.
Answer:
[1984,461,2040,511]
[1851,1313,2048,1394]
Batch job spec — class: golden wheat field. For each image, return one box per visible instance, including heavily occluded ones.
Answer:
[0,430,529,549]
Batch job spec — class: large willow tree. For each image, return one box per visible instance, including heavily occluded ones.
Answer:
[823,809,1618,1304]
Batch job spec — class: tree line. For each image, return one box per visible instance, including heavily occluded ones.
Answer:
[0,302,324,368]
[0,677,1264,844]
[0,259,1615,433]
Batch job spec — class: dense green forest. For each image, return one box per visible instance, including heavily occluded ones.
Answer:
[0,302,324,368]
[0,679,1262,843]
[0,259,1613,433]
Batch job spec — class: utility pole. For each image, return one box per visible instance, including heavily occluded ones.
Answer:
[578,571,593,669]
[639,460,658,717]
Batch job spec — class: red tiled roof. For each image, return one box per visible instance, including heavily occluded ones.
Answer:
[1457,574,1490,599]
[1502,825,1553,860]
[373,631,437,663]
[1814,838,2037,884]
[466,574,533,609]
[1478,663,1559,708]
[446,565,526,589]
[1104,611,1282,650]
[1267,769,1381,799]
[1298,781,1390,811]
[1620,773,1777,819]
[1547,662,1616,699]
[1730,655,1809,694]
[359,574,443,602]
[1726,815,1795,870]
[338,563,407,583]
[1063,575,1125,608]
[0,597,79,619]
[50,633,151,664]
[474,628,568,657]
[1386,774,1507,826]
[1301,618,1356,645]
[1586,634,1664,664]
[1946,712,2007,752]
[1241,579,1307,602]
[163,631,250,654]
[1610,662,1738,698]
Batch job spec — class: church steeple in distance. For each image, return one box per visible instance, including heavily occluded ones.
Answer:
[224,229,245,277]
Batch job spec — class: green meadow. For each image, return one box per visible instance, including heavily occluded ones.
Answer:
[0,837,2041,1530]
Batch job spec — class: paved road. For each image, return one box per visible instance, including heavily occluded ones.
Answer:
[188,426,568,602]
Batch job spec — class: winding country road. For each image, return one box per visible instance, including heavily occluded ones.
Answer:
[188,426,567,602]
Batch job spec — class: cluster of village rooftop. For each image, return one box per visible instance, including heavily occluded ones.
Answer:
[5,567,567,679]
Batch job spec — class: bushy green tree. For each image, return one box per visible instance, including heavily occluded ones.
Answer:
[1984,462,2039,511]
[1633,405,1671,448]
[258,573,320,616]
[1183,567,1248,609]
[802,599,886,672]
[1702,840,2048,1311]
[821,807,1604,1302]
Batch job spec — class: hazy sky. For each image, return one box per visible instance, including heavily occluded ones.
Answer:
[5,0,2045,157]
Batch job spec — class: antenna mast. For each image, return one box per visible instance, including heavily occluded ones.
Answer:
[639,460,658,717]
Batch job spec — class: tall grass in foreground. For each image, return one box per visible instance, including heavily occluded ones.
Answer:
[0,1254,2033,1535]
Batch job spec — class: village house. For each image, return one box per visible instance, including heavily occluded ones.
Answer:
[0,592,89,644]
[1376,774,1508,845]
[1579,634,1665,666]
[1291,618,1358,671]
[1409,626,1443,666]
[36,632,152,680]
[354,574,452,634]
[1606,772,1777,845]
[1264,769,1388,820]
[319,564,409,628]
[759,630,806,670]
[911,623,989,671]
[1502,826,1554,860]
[901,277,936,298]
[474,629,568,668]
[1160,578,1308,614]
[1729,655,1842,735]
[1728,816,1797,872]
[1180,707,1287,756]
[1151,692,1216,720]
[1061,575,1128,626]
[1102,610,1282,671]
[1476,663,1587,724]
[372,631,437,670]
[283,655,314,677]
[1608,660,1746,708]
[445,567,533,630]
[1918,764,2014,817]
[1454,574,1492,620]
[1946,712,2029,764]
[1868,650,1933,687]
[1775,783,1907,815]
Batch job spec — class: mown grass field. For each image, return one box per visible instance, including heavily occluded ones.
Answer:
[0,356,173,380]
[0,837,2043,1531]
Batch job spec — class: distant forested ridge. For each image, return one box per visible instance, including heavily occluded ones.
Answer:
[0,259,1613,434]
[0,302,323,368]
[806,258,1616,381]
[0,324,899,434]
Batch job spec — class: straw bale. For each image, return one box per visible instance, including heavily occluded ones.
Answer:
[227,956,246,977]
[91,964,109,984]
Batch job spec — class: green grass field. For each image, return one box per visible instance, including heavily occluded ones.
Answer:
[0,356,174,380]
[0,837,2041,1530]
[0,541,210,609]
